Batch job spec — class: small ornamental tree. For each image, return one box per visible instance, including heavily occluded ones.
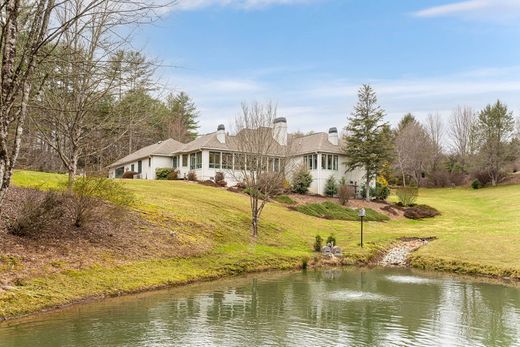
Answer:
[324,175,337,197]
[291,166,313,194]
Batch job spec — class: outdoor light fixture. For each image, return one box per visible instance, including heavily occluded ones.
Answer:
[358,208,366,248]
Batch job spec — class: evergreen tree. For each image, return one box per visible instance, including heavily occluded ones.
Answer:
[162,92,200,143]
[324,175,338,197]
[343,84,393,201]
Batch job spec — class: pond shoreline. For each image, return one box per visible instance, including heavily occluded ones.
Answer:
[2,238,520,323]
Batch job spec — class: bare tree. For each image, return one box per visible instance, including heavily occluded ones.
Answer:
[31,0,166,187]
[230,102,293,237]
[448,106,476,171]
[0,0,115,206]
[425,112,444,172]
[394,121,434,187]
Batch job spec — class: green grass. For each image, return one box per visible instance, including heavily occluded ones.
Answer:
[295,201,390,221]
[2,169,520,318]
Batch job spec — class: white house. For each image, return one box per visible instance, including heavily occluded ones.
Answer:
[108,118,366,195]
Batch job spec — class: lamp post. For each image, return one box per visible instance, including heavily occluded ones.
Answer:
[358,208,366,248]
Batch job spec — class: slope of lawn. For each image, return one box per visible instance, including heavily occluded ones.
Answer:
[1,170,520,318]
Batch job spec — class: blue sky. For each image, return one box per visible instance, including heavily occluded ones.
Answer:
[135,0,520,134]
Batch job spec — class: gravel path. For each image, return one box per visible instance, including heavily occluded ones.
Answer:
[379,239,430,267]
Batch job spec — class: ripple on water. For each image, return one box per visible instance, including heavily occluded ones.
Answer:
[385,275,439,284]
[327,290,392,302]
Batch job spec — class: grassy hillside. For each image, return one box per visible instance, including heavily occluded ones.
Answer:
[1,170,520,318]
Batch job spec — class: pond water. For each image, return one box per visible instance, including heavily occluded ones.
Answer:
[1,268,520,346]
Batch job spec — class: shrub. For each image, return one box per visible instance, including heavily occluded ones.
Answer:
[155,168,171,180]
[274,195,296,204]
[291,166,313,194]
[396,186,418,206]
[471,179,481,190]
[216,180,227,187]
[326,234,336,246]
[324,175,337,197]
[8,190,64,237]
[301,256,309,270]
[404,204,440,219]
[187,171,197,181]
[214,172,225,182]
[167,170,179,180]
[314,235,323,252]
[66,176,135,228]
[361,177,390,201]
[122,171,137,179]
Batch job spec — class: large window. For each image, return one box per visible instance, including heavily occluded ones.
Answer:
[209,151,221,169]
[189,152,202,170]
[321,154,339,171]
[131,164,135,172]
[182,154,188,167]
[222,152,233,169]
[137,160,142,173]
[303,154,318,170]
[172,156,178,169]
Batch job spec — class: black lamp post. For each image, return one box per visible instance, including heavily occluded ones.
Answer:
[358,208,366,247]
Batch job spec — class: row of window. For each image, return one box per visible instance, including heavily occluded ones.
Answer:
[169,151,339,172]
[303,154,339,171]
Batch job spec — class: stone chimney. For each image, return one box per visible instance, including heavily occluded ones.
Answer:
[273,117,287,146]
[328,127,339,145]
[217,124,226,143]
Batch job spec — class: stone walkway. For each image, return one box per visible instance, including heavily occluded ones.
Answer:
[379,239,430,267]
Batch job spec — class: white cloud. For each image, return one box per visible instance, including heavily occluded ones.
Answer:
[173,0,318,11]
[413,0,520,20]
[161,66,520,134]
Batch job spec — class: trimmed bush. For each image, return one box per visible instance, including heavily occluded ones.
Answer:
[324,175,337,197]
[291,166,313,194]
[471,179,481,190]
[404,204,440,219]
[122,171,137,179]
[295,201,389,221]
[187,171,197,181]
[314,235,323,252]
[396,186,418,206]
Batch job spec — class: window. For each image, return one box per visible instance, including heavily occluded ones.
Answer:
[222,152,233,169]
[172,156,178,169]
[321,154,339,171]
[131,164,135,172]
[209,151,221,169]
[137,160,142,173]
[189,152,202,170]
[234,153,245,170]
[273,158,280,172]
[182,154,188,167]
[303,154,317,170]
[148,158,151,167]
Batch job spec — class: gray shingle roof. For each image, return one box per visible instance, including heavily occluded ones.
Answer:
[109,129,344,168]
[108,138,184,168]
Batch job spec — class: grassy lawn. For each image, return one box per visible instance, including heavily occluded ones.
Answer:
[1,170,520,318]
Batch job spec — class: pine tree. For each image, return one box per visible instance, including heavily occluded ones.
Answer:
[324,175,337,197]
[343,84,393,201]
[162,92,200,142]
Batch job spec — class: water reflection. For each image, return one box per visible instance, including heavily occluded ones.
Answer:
[1,268,520,346]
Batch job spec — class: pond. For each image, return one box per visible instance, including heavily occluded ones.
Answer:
[1,268,520,346]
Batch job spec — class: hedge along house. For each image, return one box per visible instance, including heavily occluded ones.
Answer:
[108,118,366,195]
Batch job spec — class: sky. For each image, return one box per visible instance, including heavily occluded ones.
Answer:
[134,0,520,134]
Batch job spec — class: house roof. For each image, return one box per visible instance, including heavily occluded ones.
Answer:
[109,128,344,168]
[108,138,184,168]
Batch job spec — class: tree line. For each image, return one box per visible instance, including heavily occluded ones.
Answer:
[343,84,520,200]
[0,0,199,207]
